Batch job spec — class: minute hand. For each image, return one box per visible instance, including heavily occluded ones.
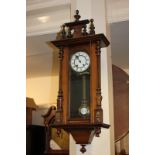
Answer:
[79,56,86,65]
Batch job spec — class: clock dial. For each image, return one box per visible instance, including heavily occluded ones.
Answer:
[70,52,90,72]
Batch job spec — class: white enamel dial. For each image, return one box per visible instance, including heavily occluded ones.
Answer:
[70,51,90,72]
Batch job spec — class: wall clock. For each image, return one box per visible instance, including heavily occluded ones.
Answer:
[48,10,110,153]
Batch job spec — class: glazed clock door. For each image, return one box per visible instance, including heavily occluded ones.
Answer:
[69,49,91,119]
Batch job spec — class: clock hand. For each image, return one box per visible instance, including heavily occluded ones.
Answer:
[75,55,81,63]
[78,57,81,63]
[79,56,86,65]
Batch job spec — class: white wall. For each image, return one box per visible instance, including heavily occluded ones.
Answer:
[26,75,58,107]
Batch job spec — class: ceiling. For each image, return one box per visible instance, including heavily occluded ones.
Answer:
[26,20,129,78]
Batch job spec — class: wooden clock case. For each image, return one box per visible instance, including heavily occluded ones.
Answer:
[46,10,110,153]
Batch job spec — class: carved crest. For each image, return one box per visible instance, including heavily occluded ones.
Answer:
[59,10,96,39]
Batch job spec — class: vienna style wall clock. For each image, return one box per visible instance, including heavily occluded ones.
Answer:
[48,10,110,153]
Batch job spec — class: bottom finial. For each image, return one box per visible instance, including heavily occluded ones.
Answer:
[80,145,86,153]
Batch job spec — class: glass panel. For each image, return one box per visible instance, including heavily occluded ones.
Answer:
[69,65,90,119]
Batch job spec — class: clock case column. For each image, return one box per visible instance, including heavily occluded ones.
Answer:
[48,10,110,153]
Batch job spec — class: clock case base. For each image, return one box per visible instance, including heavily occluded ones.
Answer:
[51,123,110,153]
[50,123,110,144]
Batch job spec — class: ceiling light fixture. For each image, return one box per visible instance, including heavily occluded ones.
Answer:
[37,16,50,23]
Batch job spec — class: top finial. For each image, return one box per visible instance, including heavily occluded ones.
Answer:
[89,19,95,35]
[74,10,81,22]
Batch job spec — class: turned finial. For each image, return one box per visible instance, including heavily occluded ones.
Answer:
[61,24,66,39]
[89,19,95,35]
[95,127,101,137]
[67,27,72,38]
[82,25,87,36]
[80,145,86,153]
[74,10,81,21]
